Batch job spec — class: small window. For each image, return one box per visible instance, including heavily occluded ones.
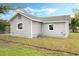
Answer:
[18,14,21,19]
[18,23,22,29]
[49,24,53,30]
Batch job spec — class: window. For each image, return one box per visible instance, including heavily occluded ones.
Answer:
[49,24,53,30]
[18,23,22,29]
[18,14,21,19]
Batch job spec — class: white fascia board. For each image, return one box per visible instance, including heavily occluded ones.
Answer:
[42,21,67,23]
[18,12,42,22]
[9,12,18,22]
[9,11,42,23]
[32,19,42,22]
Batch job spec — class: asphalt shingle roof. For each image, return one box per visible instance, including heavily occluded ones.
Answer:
[10,9,70,22]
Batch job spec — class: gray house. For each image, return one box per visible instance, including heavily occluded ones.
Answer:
[10,9,70,38]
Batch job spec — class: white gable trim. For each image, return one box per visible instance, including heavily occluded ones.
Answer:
[9,12,42,22]
[18,12,42,22]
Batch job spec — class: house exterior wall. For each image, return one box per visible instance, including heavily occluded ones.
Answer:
[32,21,42,37]
[10,15,32,38]
[64,21,69,37]
[42,21,69,38]
[10,12,69,38]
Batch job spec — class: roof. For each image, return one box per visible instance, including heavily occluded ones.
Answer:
[9,9,70,23]
[40,15,70,21]
[9,9,42,22]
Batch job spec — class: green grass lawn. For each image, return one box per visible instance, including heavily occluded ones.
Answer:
[0,33,79,56]
[0,39,72,56]
[0,42,48,56]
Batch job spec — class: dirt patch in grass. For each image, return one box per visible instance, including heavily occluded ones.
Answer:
[0,39,12,48]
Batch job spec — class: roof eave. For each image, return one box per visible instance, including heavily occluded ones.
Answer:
[9,12,42,22]
[43,21,68,23]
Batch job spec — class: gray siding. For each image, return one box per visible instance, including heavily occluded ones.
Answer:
[42,22,69,38]
[10,12,69,38]
[32,21,41,37]
[10,15,32,38]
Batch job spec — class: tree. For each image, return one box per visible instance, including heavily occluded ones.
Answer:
[0,19,9,33]
[0,5,24,33]
[0,5,11,33]
[70,18,79,32]
[0,5,12,14]
[0,19,9,29]
[73,9,79,22]
[70,8,79,32]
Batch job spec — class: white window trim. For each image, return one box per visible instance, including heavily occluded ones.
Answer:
[17,22,23,31]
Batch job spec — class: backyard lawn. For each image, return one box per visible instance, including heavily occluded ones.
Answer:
[0,33,79,56]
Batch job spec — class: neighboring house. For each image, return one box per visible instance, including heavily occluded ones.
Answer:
[9,9,70,38]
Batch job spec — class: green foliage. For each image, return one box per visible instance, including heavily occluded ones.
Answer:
[70,18,79,32]
[0,5,12,14]
[0,5,11,32]
[0,19,9,31]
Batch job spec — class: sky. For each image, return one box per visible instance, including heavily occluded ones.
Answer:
[1,3,79,20]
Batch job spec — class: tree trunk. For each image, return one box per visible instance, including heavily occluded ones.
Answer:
[72,29,75,32]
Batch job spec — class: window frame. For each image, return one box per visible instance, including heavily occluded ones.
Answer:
[48,24,54,31]
[17,23,23,30]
